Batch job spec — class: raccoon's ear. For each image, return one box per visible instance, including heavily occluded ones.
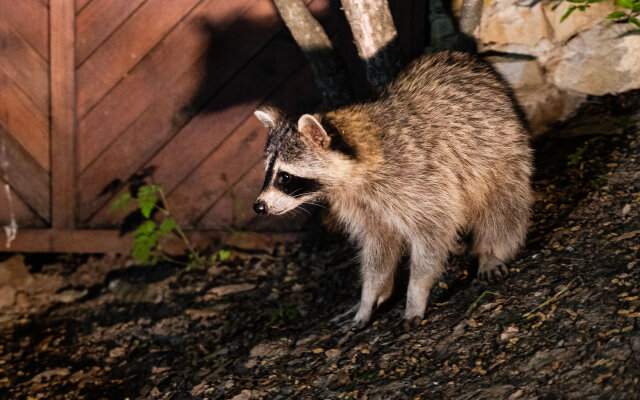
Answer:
[254,107,280,130]
[298,114,330,148]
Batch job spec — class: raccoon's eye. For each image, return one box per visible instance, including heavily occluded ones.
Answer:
[279,172,292,184]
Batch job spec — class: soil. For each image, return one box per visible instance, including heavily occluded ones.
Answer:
[1,96,640,400]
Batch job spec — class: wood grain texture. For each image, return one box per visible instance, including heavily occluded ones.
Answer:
[0,126,51,222]
[50,0,76,229]
[196,66,317,229]
[198,159,264,230]
[76,0,266,172]
[80,30,303,225]
[0,0,49,60]
[0,68,50,169]
[0,229,310,253]
[166,118,267,228]
[75,0,146,65]
[76,0,201,117]
[0,18,50,114]
[0,178,47,230]
[75,0,92,13]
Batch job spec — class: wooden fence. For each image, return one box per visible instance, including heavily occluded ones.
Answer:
[0,0,426,252]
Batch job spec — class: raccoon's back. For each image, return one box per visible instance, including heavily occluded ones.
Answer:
[377,51,529,140]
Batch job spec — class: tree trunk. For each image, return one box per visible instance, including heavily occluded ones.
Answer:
[273,0,352,108]
[459,0,483,37]
[340,0,404,94]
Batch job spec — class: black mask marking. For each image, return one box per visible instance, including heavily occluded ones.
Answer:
[262,150,278,190]
[273,171,320,197]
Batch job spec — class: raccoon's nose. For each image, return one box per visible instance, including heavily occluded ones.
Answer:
[253,201,268,215]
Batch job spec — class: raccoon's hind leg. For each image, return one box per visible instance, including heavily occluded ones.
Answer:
[471,189,530,282]
[352,226,403,328]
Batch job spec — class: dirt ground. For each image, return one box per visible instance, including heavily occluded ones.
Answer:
[1,94,640,400]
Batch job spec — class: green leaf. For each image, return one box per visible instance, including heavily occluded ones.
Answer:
[217,249,231,261]
[630,16,640,27]
[607,11,628,18]
[134,220,156,237]
[561,6,577,22]
[617,0,634,9]
[158,217,178,236]
[577,5,587,10]
[110,192,132,212]
[139,195,157,218]
[633,3,640,12]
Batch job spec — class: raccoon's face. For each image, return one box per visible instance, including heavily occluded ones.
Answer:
[252,108,329,216]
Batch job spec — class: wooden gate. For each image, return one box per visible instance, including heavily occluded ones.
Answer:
[0,0,426,253]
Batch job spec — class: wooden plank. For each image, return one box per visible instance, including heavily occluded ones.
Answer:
[0,126,51,221]
[0,18,50,114]
[0,229,311,253]
[167,118,268,228]
[0,178,47,230]
[80,30,304,224]
[195,66,318,229]
[0,0,49,60]
[77,0,266,172]
[75,0,92,13]
[76,0,202,117]
[0,68,50,170]
[197,160,264,230]
[75,0,146,65]
[50,0,76,230]
[201,166,315,232]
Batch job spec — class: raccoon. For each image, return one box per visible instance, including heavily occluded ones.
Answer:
[253,51,533,328]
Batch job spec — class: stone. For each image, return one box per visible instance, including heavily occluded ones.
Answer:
[249,338,292,358]
[526,348,569,372]
[549,22,640,96]
[490,57,545,90]
[543,1,617,43]
[0,285,16,309]
[0,254,32,287]
[207,283,256,297]
[479,0,553,47]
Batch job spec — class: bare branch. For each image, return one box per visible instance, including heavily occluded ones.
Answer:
[273,0,352,108]
[459,0,483,37]
[340,0,404,94]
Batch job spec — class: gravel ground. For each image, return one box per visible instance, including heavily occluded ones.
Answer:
[1,96,639,400]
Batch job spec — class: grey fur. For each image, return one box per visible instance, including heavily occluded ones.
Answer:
[254,51,533,327]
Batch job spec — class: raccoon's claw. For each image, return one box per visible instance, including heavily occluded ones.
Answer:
[332,302,360,328]
[478,257,509,282]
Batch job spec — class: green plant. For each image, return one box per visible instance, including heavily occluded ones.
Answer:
[110,184,206,268]
[567,146,585,167]
[561,0,640,27]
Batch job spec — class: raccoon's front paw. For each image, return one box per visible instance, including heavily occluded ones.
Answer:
[352,307,373,330]
[478,256,509,282]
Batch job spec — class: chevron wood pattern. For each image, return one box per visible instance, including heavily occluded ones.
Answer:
[0,0,426,252]
[0,0,50,231]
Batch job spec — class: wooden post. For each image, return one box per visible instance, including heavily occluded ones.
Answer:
[50,0,76,230]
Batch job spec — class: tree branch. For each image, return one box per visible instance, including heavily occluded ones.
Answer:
[273,0,353,108]
[340,0,404,94]
[459,0,483,37]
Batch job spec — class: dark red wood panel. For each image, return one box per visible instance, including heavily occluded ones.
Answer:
[75,0,147,65]
[81,30,304,225]
[0,0,49,60]
[76,0,201,117]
